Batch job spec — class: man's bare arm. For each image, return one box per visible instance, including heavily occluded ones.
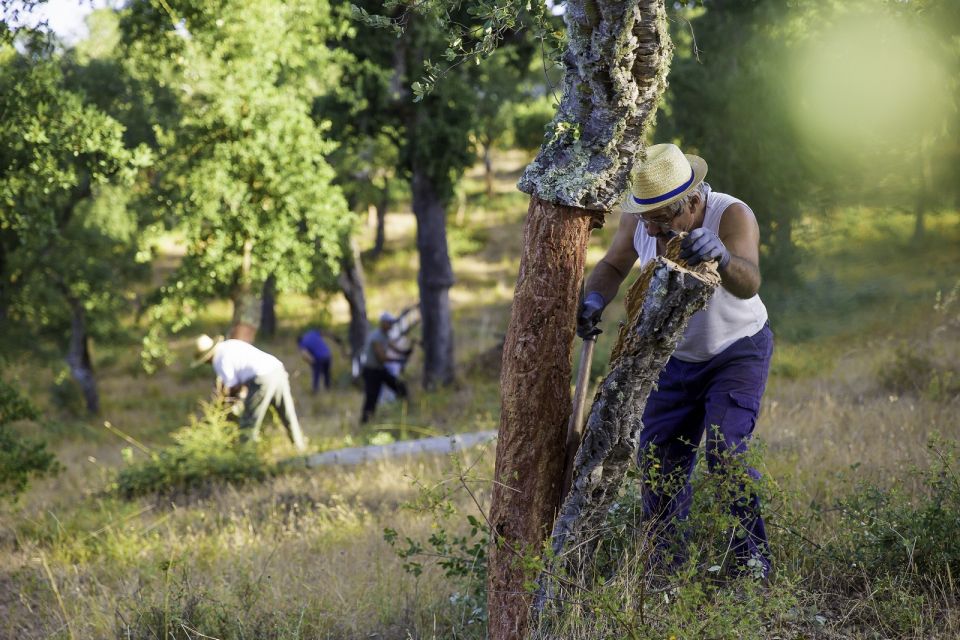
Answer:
[716,204,762,299]
[584,212,640,303]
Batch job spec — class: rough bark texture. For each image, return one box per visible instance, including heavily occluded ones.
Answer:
[518,0,672,210]
[412,169,455,389]
[488,196,601,640]
[535,243,720,612]
[489,1,672,637]
[337,238,368,376]
[66,297,99,415]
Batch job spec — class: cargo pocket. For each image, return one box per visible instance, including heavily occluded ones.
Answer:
[728,391,760,415]
[706,391,762,455]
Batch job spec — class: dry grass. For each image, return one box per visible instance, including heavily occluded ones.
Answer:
[2,149,959,638]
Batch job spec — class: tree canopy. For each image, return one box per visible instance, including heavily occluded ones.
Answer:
[118,0,354,365]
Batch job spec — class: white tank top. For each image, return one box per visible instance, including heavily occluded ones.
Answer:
[633,183,768,362]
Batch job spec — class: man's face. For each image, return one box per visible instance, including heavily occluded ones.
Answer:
[637,195,698,239]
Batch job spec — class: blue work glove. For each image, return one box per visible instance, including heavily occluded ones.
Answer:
[680,228,731,268]
[576,292,606,339]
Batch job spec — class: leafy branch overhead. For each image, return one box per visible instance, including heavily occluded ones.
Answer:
[351,0,565,100]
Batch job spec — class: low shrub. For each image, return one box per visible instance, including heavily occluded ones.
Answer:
[113,401,273,499]
[533,440,794,639]
[0,378,59,500]
[828,436,960,586]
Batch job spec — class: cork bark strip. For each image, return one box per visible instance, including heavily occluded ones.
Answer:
[535,242,720,611]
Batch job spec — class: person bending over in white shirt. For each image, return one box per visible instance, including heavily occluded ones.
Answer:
[193,335,306,452]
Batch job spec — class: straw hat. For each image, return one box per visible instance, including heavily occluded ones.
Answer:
[620,143,708,214]
[192,334,223,367]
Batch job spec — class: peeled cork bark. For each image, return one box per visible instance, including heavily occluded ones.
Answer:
[534,240,720,613]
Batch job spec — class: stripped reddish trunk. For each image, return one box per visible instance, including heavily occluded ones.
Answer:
[488,195,599,638]
[487,0,671,634]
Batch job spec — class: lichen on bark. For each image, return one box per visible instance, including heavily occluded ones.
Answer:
[518,0,673,211]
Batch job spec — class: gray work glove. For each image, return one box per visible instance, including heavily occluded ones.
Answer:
[680,228,731,268]
[576,292,606,339]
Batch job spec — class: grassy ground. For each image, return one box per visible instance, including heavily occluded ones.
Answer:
[2,149,959,638]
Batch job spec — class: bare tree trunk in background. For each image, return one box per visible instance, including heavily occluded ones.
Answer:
[483,143,494,198]
[412,168,455,389]
[230,239,258,343]
[488,0,672,636]
[338,237,368,378]
[260,274,277,339]
[66,296,99,414]
[0,243,7,324]
[371,184,389,259]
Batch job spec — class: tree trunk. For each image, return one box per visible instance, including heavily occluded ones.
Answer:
[488,197,598,637]
[66,297,99,415]
[535,247,720,614]
[337,237,368,378]
[412,168,455,389]
[372,184,389,258]
[0,240,7,324]
[260,274,277,339]
[490,0,671,636]
[483,143,494,198]
[230,239,259,343]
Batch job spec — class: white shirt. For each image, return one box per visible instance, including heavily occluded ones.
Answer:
[211,339,284,387]
[633,183,768,362]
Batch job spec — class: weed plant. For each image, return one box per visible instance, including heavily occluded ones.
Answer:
[384,453,491,636]
[112,401,273,498]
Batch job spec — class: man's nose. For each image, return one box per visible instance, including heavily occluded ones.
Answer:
[645,221,667,236]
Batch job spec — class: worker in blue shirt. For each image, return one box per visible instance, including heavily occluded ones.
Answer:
[297,329,332,393]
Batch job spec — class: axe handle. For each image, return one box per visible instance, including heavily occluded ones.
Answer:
[560,336,596,507]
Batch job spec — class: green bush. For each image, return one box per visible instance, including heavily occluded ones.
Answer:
[829,437,960,585]
[113,402,273,499]
[0,378,59,500]
[877,342,960,401]
[532,439,792,639]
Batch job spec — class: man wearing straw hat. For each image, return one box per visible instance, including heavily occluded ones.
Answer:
[194,334,306,452]
[577,143,773,580]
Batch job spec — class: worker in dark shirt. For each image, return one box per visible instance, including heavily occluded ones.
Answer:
[360,312,409,423]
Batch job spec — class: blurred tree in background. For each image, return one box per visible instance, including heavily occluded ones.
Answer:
[118,0,353,368]
[660,0,959,287]
[329,0,544,388]
[0,37,150,413]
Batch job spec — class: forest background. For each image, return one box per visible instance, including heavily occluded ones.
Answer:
[1,0,959,638]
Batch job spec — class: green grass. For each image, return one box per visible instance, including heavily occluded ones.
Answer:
[2,149,960,638]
